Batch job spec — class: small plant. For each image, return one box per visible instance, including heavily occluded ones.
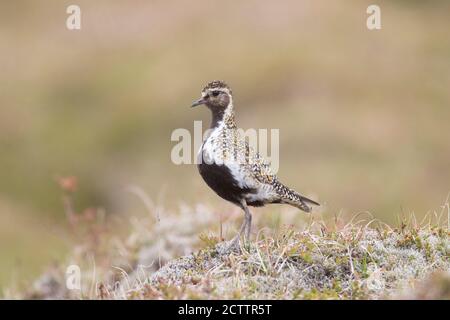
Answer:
[198,232,220,249]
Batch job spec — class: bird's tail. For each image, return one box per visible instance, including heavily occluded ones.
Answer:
[277,184,320,213]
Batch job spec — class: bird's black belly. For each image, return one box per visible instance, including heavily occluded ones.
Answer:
[198,162,255,207]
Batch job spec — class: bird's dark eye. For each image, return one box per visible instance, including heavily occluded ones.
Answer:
[211,91,220,97]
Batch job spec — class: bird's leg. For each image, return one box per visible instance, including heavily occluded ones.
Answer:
[229,215,247,248]
[244,206,252,241]
[229,199,252,249]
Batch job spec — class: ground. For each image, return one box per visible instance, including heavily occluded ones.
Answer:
[6,204,449,300]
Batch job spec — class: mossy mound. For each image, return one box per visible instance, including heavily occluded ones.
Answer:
[133,226,449,299]
[10,210,449,300]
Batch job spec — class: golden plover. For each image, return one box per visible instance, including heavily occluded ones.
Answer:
[192,80,319,246]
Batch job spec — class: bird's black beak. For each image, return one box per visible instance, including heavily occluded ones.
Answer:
[191,97,206,108]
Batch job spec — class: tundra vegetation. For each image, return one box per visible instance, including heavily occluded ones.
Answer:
[6,187,449,300]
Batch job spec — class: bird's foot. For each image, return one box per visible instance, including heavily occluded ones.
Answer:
[227,235,241,252]
[225,235,251,253]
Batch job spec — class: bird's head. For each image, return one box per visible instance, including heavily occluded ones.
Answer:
[191,80,232,111]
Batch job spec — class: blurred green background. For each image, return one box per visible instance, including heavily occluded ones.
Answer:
[1,0,449,289]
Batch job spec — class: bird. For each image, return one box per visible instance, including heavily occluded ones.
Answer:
[191,80,320,247]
